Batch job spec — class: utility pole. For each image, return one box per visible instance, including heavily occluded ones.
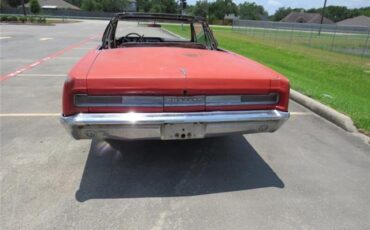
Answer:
[180,0,187,15]
[318,0,327,35]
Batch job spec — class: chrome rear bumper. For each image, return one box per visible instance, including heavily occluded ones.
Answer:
[60,110,289,140]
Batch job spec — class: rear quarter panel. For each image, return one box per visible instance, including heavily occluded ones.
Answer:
[63,49,100,116]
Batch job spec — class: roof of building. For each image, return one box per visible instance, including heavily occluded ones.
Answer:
[224,14,239,20]
[337,16,370,27]
[26,0,80,10]
[281,12,334,24]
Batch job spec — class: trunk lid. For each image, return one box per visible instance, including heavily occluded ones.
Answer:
[86,47,278,95]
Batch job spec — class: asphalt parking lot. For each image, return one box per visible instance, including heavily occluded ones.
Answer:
[1,20,370,230]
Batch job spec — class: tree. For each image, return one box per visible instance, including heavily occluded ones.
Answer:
[7,0,24,7]
[180,0,186,10]
[192,0,208,18]
[358,7,370,17]
[149,3,162,13]
[160,0,177,13]
[136,0,151,12]
[29,0,41,14]
[148,0,177,13]
[81,0,96,11]
[272,7,292,21]
[272,7,304,21]
[309,6,350,22]
[83,0,125,12]
[208,0,237,20]
[324,6,351,22]
[0,0,12,9]
[184,4,194,15]
[306,6,370,22]
[238,2,267,20]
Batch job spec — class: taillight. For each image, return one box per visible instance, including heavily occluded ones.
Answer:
[73,94,281,110]
[206,94,279,106]
[74,95,163,107]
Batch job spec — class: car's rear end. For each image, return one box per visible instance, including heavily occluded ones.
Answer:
[60,13,290,141]
[61,47,289,140]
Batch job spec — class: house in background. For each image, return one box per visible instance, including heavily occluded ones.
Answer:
[337,16,370,27]
[281,12,334,24]
[224,14,239,21]
[25,0,80,10]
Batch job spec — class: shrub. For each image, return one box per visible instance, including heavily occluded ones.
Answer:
[18,16,27,23]
[30,0,41,14]
[9,15,18,22]
[36,16,46,23]
[0,15,9,21]
[28,16,35,22]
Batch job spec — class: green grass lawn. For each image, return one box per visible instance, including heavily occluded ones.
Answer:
[163,24,370,133]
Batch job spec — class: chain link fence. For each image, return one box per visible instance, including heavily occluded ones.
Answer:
[232,19,370,58]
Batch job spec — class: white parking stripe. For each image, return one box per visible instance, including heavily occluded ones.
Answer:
[55,57,80,60]
[17,74,66,77]
[39,37,53,41]
[0,36,12,40]
[290,112,312,115]
[73,47,94,50]
[0,113,60,117]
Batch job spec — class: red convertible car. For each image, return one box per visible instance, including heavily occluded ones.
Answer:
[61,13,290,140]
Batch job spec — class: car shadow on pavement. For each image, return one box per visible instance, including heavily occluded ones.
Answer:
[75,135,284,202]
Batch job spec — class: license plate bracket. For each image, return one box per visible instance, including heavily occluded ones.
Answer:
[161,123,206,140]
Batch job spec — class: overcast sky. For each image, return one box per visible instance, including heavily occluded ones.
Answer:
[187,0,370,15]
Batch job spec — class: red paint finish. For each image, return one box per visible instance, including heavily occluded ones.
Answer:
[86,47,274,95]
[63,49,99,115]
[62,47,290,116]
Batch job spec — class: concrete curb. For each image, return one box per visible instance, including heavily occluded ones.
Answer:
[290,89,357,132]
[290,90,369,144]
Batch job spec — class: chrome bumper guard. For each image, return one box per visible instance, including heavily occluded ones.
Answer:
[60,110,289,140]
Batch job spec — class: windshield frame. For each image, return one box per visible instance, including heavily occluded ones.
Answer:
[101,12,218,50]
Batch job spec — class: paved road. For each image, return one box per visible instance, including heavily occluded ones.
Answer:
[1,20,369,230]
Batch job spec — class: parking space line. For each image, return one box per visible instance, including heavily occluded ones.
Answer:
[55,57,81,60]
[74,47,94,50]
[39,37,53,41]
[0,35,100,82]
[0,113,60,117]
[0,36,12,40]
[290,112,312,116]
[17,73,66,77]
